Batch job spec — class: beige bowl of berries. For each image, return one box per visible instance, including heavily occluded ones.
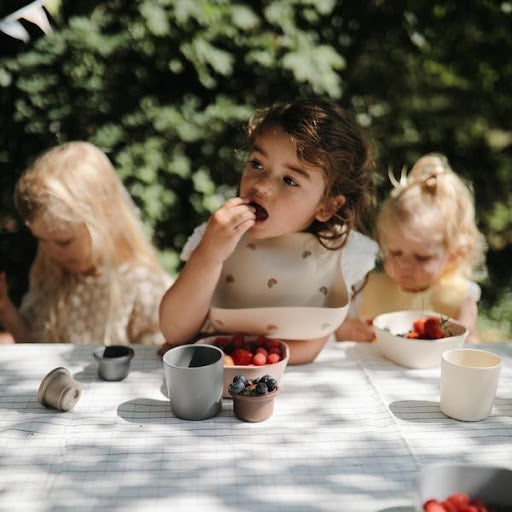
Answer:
[373,310,468,369]
[228,375,279,422]
[196,334,289,398]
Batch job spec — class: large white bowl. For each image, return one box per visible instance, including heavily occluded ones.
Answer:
[415,464,512,510]
[373,310,468,369]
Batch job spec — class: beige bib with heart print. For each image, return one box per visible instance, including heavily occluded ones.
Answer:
[209,232,350,339]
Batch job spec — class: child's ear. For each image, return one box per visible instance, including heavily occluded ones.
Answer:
[315,195,346,222]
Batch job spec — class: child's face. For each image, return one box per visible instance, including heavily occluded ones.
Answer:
[381,225,451,293]
[239,128,334,239]
[29,216,96,275]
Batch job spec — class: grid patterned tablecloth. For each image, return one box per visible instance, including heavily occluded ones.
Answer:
[0,341,511,512]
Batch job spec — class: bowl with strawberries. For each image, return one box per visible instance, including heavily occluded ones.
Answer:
[196,333,289,398]
[416,464,512,511]
[373,310,468,369]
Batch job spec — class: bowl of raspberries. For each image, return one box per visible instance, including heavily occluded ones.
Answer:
[417,463,512,511]
[373,310,468,369]
[196,334,289,397]
[228,374,279,422]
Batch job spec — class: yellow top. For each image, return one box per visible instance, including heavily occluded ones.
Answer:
[358,271,481,320]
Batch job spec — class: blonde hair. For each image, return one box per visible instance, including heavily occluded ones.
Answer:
[14,141,166,341]
[376,152,486,278]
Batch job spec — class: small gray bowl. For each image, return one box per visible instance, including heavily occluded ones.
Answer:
[93,345,134,381]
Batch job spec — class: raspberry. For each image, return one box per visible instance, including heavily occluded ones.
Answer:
[264,338,281,350]
[232,348,253,366]
[423,499,446,512]
[213,336,230,349]
[266,353,280,364]
[253,335,267,347]
[446,493,470,508]
[440,500,457,512]
[232,333,245,348]
[252,352,267,366]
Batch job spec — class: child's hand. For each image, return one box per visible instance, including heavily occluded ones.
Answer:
[196,197,255,264]
[335,316,375,342]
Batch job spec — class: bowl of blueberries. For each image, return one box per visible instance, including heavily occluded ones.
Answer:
[228,374,279,422]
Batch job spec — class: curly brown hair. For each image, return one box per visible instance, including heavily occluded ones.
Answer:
[245,98,376,248]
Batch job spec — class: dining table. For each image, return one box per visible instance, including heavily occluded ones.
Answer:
[0,340,511,512]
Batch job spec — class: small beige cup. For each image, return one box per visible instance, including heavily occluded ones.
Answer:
[440,348,502,421]
[37,367,82,411]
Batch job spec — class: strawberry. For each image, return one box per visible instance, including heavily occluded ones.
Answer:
[268,346,281,355]
[252,352,267,366]
[255,347,268,357]
[405,330,420,338]
[413,318,426,336]
[458,506,479,512]
[232,348,253,366]
[423,316,449,339]
[423,499,447,512]
[266,353,280,364]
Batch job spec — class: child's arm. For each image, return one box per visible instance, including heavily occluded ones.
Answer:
[456,295,479,343]
[0,272,31,342]
[158,198,255,354]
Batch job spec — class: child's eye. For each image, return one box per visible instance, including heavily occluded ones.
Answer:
[283,176,299,187]
[415,255,432,262]
[249,159,263,171]
[389,250,402,258]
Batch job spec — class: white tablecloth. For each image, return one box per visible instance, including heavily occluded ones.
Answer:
[1,341,511,512]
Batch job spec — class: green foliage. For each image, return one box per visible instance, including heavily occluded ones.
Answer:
[1,0,511,337]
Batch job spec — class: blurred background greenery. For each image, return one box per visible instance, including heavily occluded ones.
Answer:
[1,0,511,340]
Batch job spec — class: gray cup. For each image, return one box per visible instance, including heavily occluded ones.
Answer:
[162,344,223,421]
[93,345,134,381]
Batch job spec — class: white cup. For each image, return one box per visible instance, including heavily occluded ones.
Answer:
[440,348,502,421]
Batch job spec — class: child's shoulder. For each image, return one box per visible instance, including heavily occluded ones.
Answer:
[341,231,379,289]
[118,263,173,288]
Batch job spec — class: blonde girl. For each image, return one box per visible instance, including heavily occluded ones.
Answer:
[0,141,171,344]
[357,153,486,342]
[158,99,378,363]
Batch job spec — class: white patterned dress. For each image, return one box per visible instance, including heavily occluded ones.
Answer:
[19,264,172,345]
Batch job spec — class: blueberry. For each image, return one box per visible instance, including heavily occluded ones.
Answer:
[233,375,249,386]
[230,380,246,394]
[255,382,268,394]
[266,378,278,391]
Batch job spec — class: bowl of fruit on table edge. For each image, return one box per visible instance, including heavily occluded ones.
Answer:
[373,310,468,369]
[196,333,289,398]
